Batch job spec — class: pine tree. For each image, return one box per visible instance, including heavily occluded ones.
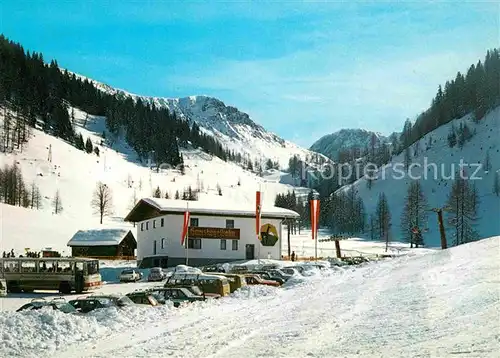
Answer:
[484,150,491,172]
[164,191,170,199]
[447,125,457,148]
[400,180,428,248]
[216,183,222,196]
[375,192,391,249]
[75,133,84,150]
[404,147,411,170]
[85,137,93,153]
[265,158,273,170]
[179,154,185,175]
[446,174,480,246]
[369,214,376,240]
[175,190,180,200]
[493,171,500,196]
[153,186,162,198]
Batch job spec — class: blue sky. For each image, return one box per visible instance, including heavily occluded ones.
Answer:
[1,1,498,147]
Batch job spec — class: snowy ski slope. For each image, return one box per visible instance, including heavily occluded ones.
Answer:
[0,107,310,254]
[340,107,500,247]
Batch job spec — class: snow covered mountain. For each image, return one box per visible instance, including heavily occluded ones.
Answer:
[310,129,388,161]
[72,72,324,168]
[339,107,500,247]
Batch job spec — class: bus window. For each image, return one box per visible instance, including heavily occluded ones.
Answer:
[75,262,84,274]
[57,261,73,273]
[86,261,99,275]
[4,260,19,273]
[39,260,56,273]
[21,261,36,273]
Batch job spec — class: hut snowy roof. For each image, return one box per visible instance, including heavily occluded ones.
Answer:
[67,229,134,247]
[125,197,300,222]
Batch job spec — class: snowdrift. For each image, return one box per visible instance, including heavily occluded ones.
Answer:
[1,238,498,357]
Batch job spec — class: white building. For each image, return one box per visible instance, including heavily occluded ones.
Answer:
[124,198,299,268]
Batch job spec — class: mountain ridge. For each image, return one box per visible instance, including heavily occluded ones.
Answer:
[310,128,389,161]
[69,71,322,168]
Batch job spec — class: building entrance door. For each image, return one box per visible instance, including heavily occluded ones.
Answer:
[245,244,255,260]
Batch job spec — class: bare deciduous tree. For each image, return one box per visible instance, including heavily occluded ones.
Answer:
[53,189,63,214]
[92,182,113,224]
[30,181,42,209]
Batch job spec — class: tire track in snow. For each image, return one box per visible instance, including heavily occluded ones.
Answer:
[89,274,338,358]
[56,288,286,358]
[274,256,410,357]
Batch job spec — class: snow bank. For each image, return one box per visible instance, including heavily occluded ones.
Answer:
[0,305,175,357]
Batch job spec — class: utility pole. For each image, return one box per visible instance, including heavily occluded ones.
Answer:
[437,209,447,250]
[287,219,291,258]
[330,234,348,259]
[431,207,448,249]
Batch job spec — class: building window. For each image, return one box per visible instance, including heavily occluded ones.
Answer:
[153,220,156,229]
[220,239,226,250]
[146,221,149,230]
[161,218,164,227]
[232,240,238,251]
[226,219,234,229]
[190,218,199,227]
[141,223,144,231]
[153,240,157,255]
[161,238,166,249]
[188,239,201,249]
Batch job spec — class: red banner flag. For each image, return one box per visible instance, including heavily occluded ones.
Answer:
[256,191,262,238]
[310,199,320,240]
[180,211,190,246]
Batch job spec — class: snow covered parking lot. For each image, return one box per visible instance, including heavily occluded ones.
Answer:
[1,237,498,358]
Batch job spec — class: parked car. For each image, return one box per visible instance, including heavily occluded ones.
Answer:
[0,278,7,296]
[284,266,305,274]
[69,294,135,313]
[209,273,247,293]
[201,265,225,273]
[244,274,280,287]
[281,267,302,276]
[250,271,285,285]
[261,264,280,271]
[300,263,328,271]
[267,269,293,282]
[119,269,141,282]
[147,267,166,282]
[147,287,206,307]
[126,291,160,306]
[165,272,231,296]
[17,298,77,313]
[164,283,221,299]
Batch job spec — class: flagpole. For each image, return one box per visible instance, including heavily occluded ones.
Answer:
[257,184,261,264]
[314,227,317,261]
[185,201,189,266]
